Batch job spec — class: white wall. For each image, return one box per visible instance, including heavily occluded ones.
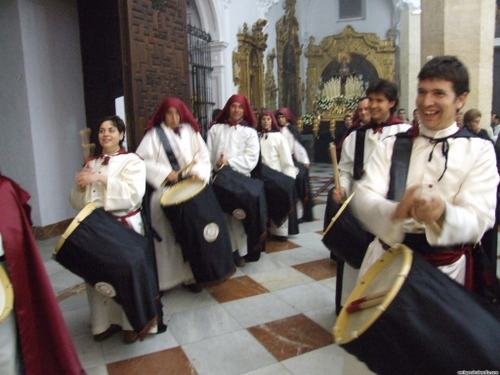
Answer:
[0,0,86,226]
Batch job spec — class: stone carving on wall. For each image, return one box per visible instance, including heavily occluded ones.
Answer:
[264,48,277,111]
[232,19,268,110]
[276,0,301,117]
[305,25,396,121]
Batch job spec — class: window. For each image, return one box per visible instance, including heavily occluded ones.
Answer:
[339,0,364,20]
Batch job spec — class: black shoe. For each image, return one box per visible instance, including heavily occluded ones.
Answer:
[233,250,246,267]
[93,324,122,342]
[182,283,203,293]
[271,235,288,242]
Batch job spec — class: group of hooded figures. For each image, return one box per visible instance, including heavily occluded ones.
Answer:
[58,95,314,346]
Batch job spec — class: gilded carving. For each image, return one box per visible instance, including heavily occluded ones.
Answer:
[276,0,301,116]
[264,48,277,111]
[305,25,396,120]
[232,20,268,109]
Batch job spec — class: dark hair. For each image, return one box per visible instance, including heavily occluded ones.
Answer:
[464,108,482,127]
[398,108,406,113]
[99,115,126,147]
[344,114,352,121]
[417,56,469,97]
[357,96,369,104]
[366,79,399,115]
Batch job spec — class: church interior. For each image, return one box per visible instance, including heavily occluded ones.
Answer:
[1,0,500,374]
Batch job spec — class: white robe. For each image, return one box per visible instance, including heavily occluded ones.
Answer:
[260,131,296,236]
[69,152,148,335]
[281,126,310,165]
[335,123,411,305]
[207,123,260,255]
[136,122,211,290]
[338,123,411,196]
[352,123,499,284]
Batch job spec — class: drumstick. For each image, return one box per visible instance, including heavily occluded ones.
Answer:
[177,159,196,175]
[323,191,356,235]
[346,296,385,314]
[348,289,389,307]
[329,142,341,191]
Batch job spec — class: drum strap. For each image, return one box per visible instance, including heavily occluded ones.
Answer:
[154,125,180,171]
[353,129,367,181]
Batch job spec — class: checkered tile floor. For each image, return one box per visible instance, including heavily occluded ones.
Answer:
[38,163,368,375]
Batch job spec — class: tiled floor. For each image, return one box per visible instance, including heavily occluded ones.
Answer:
[36,163,500,375]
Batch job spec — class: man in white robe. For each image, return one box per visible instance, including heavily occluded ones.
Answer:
[258,110,296,239]
[136,98,211,291]
[352,56,499,286]
[207,94,260,266]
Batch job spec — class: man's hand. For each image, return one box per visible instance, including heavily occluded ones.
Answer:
[332,187,346,204]
[165,170,179,183]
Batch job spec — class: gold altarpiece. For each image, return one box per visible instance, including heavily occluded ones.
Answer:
[276,0,301,117]
[232,19,268,110]
[304,25,396,134]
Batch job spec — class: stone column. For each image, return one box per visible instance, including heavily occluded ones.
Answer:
[398,5,421,119]
[421,0,496,130]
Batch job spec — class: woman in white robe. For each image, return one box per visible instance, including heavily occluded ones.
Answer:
[258,110,296,239]
[70,115,153,344]
[136,97,211,291]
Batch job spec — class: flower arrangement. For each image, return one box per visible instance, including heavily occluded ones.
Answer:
[313,95,333,113]
[302,114,314,127]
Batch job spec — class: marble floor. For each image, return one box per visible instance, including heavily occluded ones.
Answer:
[36,163,500,375]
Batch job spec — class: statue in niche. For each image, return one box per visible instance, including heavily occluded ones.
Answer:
[321,52,379,99]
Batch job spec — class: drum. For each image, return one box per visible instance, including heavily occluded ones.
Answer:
[53,203,159,338]
[160,179,235,286]
[260,164,296,228]
[211,166,268,253]
[334,244,500,374]
[0,264,13,323]
[322,191,374,269]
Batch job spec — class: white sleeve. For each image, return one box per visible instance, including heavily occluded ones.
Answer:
[103,155,146,212]
[338,132,356,195]
[136,129,173,189]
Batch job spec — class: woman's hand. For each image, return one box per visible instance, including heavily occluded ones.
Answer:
[332,187,346,204]
[76,166,102,190]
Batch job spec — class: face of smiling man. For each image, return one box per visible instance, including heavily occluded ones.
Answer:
[416,78,467,131]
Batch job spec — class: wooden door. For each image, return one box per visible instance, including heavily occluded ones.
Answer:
[118,0,190,151]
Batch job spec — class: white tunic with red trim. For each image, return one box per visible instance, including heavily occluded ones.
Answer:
[69,151,148,334]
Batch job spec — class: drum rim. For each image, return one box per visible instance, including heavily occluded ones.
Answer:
[0,263,14,323]
[333,244,413,344]
[53,202,98,256]
[160,179,207,206]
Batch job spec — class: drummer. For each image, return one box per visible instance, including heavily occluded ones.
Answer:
[257,110,296,241]
[275,107,313,222]
[326,80,410,313]
[207,94,260,266]
[1,174,85,374]
[70,115,159,344]
[136,97,211,292]
[352,56,499,287]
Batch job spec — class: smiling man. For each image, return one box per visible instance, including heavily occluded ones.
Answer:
[352,56,499,288]
[324,80,410,314]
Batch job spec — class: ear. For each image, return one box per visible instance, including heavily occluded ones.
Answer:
[388,100,396,110]
[456,92,468,111]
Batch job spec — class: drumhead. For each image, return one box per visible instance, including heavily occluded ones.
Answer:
[334,244,412,344]
[0,264,14,323]
[53,202,98,256]
[160,179,206,206]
